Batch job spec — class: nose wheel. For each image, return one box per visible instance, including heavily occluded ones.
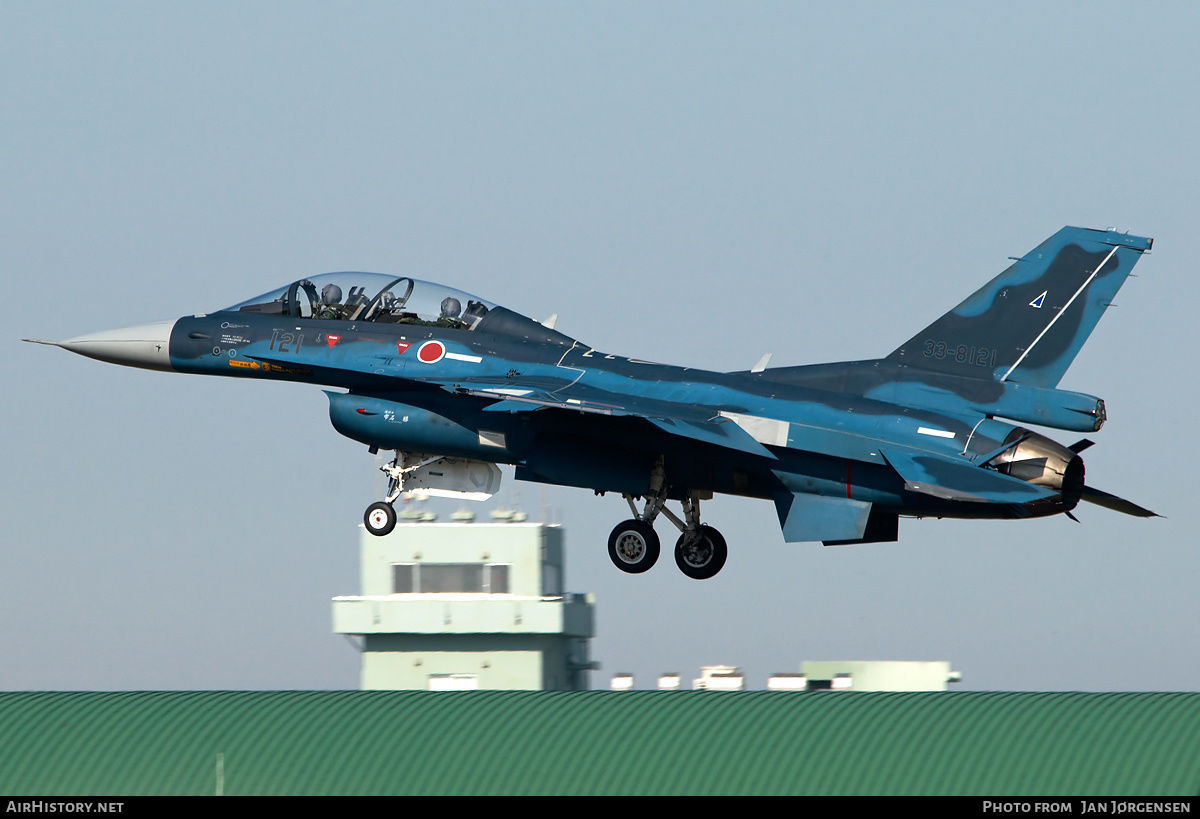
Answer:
[364,502,397,537]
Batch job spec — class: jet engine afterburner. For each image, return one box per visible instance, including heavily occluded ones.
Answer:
[991,428,1085,514]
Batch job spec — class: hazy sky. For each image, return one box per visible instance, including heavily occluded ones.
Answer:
[3,2,1197,691]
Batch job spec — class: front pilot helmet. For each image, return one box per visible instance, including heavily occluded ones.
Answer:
[321,284,343,305]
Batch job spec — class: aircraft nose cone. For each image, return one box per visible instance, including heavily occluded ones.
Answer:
[31,320,177,372]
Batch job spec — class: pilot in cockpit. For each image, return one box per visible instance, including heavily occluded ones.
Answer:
[316,284,344,320]
[436,297,463,328]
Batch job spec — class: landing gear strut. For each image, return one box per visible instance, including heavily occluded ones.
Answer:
[362,451,441,537]
[607,458,728,579]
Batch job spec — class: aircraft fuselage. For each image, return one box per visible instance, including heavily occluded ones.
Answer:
[166,308,1070,523]
[30,227,1155,577]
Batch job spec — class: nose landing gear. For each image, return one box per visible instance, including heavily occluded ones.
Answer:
[362,451,442,537]
[364,501,397,537]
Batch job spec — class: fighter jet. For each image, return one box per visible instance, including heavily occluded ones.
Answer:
[28,226,1156,579]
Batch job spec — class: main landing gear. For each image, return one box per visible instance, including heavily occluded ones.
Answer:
[607,460,728,580]
[675,522,728,581]
[362,451,443,537]
[607,519,659,574]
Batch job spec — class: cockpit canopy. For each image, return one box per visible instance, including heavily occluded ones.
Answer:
[222,272,575,346]
[224,273,497,331]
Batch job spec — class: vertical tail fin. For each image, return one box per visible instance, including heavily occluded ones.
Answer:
[887,227,1152,387]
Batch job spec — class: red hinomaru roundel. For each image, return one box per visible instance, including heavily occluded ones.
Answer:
[417,340,445,364]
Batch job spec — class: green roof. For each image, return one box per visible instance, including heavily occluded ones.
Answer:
[2,691,1198,795]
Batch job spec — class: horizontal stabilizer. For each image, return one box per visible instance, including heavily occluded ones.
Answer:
[773,491,873,543]
[1080,486,1159,518]
[881,447,1058,505]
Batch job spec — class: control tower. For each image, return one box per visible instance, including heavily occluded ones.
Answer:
[333,522,596,690]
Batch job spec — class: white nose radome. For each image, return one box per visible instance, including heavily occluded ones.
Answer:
[25,320,177,372]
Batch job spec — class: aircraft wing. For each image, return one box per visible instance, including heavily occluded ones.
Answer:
[643,417,777,459]
[468,386,632,416]
[456,384,778,459]
[452,381,715,422]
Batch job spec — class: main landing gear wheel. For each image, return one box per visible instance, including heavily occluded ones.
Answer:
[364,502,397,537]
[608,519,660,574]
[675,525,727,580]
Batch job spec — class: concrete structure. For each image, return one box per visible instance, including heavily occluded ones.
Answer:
[606,665,959,692]
[692,665,744,691]
[657,673,681,691]
[766,673,807,691]
[333,522,596,690]
[802,661,961,691]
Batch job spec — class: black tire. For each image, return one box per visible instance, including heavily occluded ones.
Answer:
[607,519,660,574]
[675,525,727,580]
[364,501,397,537]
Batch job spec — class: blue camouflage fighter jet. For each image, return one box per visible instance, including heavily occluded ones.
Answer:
[28,226,1157,579]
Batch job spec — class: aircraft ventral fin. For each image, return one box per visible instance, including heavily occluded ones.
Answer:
[772,491,873,543]
[880,447,1057,504]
